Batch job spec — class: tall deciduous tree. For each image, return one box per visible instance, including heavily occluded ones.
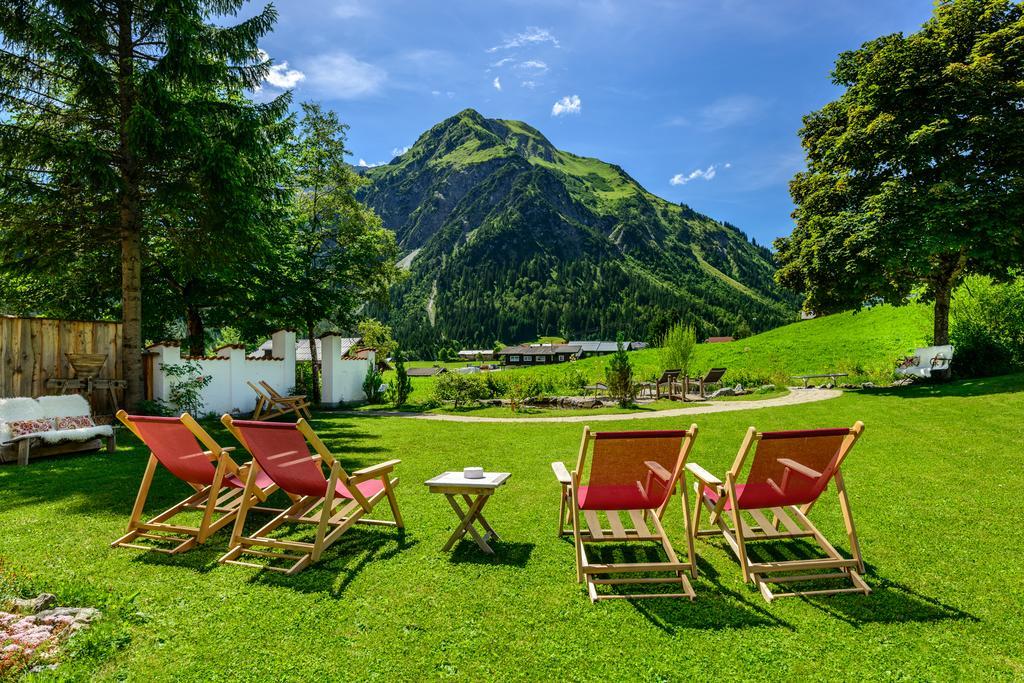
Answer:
[775,0,1024,344]
[274,103,400,402]
[0,0,286,406]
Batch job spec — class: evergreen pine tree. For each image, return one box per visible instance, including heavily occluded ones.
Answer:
[0,0,288,406]
[605,332,636,407]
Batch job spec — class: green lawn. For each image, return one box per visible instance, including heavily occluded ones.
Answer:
[2,373,1023,679]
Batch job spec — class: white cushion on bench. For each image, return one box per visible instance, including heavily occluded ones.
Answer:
[36,425,113,444]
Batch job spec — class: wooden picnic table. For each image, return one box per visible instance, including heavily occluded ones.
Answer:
[425,471,511,554]
[791,372,848,388]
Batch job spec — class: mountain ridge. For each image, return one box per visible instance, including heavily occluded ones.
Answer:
[358,108,797,357]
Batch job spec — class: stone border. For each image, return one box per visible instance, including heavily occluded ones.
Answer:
[355,388,843,424]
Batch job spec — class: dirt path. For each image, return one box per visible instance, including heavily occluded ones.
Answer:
[354,388,843,424]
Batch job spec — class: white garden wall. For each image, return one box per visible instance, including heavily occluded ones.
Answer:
[147,330,297,416]
[321,334,373,406]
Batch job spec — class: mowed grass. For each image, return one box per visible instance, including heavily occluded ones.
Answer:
[1,373,1023,680]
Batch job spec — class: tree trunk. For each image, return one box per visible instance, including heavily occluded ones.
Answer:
[307,322,320,404]
[186,304,205,357]
[933,277,952,346]
[117,2,143,410]
[931,253,963,347]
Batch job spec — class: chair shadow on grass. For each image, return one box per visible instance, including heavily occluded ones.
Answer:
[707,537,978,627]
[577,541,794,632]
[447,539,535,568]
[248,525,417,597]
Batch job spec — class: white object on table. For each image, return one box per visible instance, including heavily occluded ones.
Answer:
[463,466,484,479]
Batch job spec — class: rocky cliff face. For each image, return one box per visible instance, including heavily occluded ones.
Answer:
[359,109,796,356]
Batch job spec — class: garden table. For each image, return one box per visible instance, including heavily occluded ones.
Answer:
[425,471,511,554]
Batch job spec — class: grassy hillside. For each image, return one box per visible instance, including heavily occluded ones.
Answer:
[400,303,933,396]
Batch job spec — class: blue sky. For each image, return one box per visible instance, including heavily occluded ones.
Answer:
[250,0,937,246]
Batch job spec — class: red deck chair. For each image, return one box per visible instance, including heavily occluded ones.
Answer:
[112,411,279,554]
[687,422,868,601]
[219,416,403,575]
[552,425,699,602]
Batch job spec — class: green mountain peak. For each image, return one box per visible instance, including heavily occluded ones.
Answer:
[358,111,797,356]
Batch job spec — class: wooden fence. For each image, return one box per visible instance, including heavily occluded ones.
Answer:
[0,316,124,415]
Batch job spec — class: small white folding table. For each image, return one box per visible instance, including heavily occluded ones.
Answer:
[425,471,511,554]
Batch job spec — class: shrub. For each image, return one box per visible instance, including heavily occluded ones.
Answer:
[561,363,588,395]
[951,275,1024,377]
[362,363,385,404]
[432,372,486,408]
[605,333,636,407]
[507,375,545,412]
[160,361,212,416]
[387,349,413,407]
[661,323,696,376]
[484,372,510,398]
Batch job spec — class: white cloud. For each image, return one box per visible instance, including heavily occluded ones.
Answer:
[520,80,537,89]
[493,76,502,91]
[551,94,581,117]
[491,57,515,68]
[358,158,385,168]
[669,164,729,186]
[302,52,386,98]
[392,146,410,157]
[431,90,441,96]
[487,27,560,52]
[699,95,765,130]
[516,59,549,75]
[255,50,305,90]
[333,0,368,19]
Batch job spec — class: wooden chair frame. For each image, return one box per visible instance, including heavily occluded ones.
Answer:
[688,421,869,601]
[554,425,699,602]
[111,411,278,555]
[247,381,313,421]
[688,367,727,399]
[219,416,403,575]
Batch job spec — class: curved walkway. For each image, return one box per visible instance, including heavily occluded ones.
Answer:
[357,388,843,424]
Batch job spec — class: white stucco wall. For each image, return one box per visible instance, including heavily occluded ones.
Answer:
[321,334,372,406]
[147,330,297,416]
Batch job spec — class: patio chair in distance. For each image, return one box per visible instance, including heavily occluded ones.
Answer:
[219,416,403,575]
[112,411,279,554]
[687,422,869,601]
[246,380,312,421]
[655,369,684,400]
[552,425,699,602]
[689,367,727,399]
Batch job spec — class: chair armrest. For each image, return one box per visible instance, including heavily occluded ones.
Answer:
[777,458,822,480]
[350,459,401,481]
[551,461,572,485]
[645,460,673,483]
[685,462,723,489]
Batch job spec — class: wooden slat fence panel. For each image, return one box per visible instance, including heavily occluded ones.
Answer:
[0,316,124,415]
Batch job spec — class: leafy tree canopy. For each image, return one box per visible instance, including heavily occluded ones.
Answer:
[775,0,1024,344]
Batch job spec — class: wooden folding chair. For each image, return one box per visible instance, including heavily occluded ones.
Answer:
[553,425,699,602]
[260,380,313,419]
[112,411,279,554]
[219,416,403,575]
[688,422,869,601]
[247,381,311,421]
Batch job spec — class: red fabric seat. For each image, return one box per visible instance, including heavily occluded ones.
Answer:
[704,482,818,510]
[224,470,276,491]
[578,484,652,510]
[336,478,385,500]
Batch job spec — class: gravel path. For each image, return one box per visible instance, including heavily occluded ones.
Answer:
[354,388,843,424]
